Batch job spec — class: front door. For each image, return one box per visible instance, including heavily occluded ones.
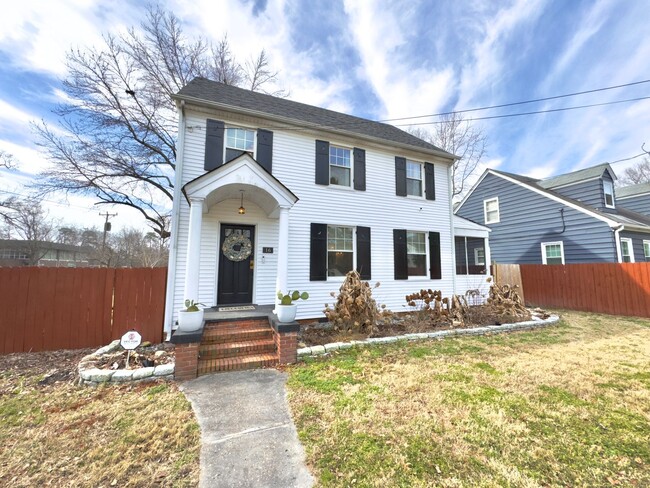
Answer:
[218,224,255,305]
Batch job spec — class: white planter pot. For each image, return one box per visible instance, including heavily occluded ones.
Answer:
[177,309,204,332]
[276,304,297,323]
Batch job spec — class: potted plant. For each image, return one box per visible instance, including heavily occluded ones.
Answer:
[276,290,309,322]
[177,299,205,332]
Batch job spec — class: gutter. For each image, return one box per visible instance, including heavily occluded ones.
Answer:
[162,100,187,341]
[448,164,457,295]
[613,225,624,263]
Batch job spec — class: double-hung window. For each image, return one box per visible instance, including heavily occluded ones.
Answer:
[225,127,255,162]
[644,240,650,262]
[620,238,634,263]
[327,225,354,276]
[406,231,427,276]
[603,180,615,208]
[541,241,564,265]
[484,197,500,224]
[455,236,487,275]
[406,161,423,197]
[329,146,351,187]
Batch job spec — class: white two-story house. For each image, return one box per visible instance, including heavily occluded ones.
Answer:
[164,78,489,338]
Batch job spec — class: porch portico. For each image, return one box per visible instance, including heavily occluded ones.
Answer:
[181,154,298,309]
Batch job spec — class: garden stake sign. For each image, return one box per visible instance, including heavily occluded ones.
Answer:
[120,330,142,368]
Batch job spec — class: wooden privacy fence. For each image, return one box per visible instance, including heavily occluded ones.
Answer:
[0,267,167,354]
[492,264,525,304]
[519,263,650,318]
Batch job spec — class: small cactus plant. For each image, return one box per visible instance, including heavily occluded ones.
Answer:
[184,299,204,312]
[277,290,309,305]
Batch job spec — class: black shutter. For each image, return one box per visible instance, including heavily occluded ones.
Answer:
[353,148,366,191]
[395,157,407,196]
[429,231,442,279]
[424,162,435,200]
[315,140,330,185]
[204,119,225,171]
[256,129,273,174]
[310,223,328,281]
[356,226,371,280]
[393,229,408,280]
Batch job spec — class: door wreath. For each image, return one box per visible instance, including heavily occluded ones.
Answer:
[222,234,252,262]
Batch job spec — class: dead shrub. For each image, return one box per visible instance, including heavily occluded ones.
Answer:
[323,270,391,334]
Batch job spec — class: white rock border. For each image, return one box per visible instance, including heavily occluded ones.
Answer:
[78,339,175,386]
[297,314,560,358]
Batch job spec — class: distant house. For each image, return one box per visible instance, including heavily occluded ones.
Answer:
[617,183,650,216]
[455,163,650,265]
[0,239,94,267]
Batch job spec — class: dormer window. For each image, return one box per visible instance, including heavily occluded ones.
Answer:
[604,180,615,208]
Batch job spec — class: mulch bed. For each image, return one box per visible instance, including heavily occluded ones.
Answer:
[0,349,94,390]
[89,342,175,371]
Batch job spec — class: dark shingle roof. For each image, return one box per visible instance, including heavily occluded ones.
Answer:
[174,77,454,159]
[538,163,614,189]
[617,182,650,198]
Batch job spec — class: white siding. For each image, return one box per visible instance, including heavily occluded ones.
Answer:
[169,108,456,322]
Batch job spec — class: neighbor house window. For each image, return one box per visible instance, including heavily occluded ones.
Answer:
[225,127,255,162]
[406,161,423,196]
[644,240,650,262]
[541,241,564,265]
[0,249,28,259]
[620,238,634,263]
[407,231,427,276]
[603,180,615,208]
[455,236,487,275]
[484,197,500,224]
[327,225,354,276]
[329,146,351,186]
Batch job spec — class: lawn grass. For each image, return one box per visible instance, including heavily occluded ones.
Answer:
[0,351,199,487]
[287,311,650,487]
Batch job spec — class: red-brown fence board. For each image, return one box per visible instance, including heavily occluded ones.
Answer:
[518,262,650,318]
[0,267,167,354]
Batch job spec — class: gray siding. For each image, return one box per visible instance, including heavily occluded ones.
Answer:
[457,173,617,264]
[618,195,650,216]
[620,230,650,262]
[553,178,605,209]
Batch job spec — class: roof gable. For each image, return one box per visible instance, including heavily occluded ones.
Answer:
[175,77,456,160]
[538,163,616,189]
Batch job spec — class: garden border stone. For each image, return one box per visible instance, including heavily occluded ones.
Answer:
[297,314,560,358]
[78,341,175,386]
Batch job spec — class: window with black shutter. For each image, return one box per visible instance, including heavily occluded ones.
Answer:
[204,119,225,171]
[309,223,328,281]
[356,226,371,279]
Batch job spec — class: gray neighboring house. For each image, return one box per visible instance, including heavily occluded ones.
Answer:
[455,163,650,264]
[617,183,650,216]
[0,239,94,267]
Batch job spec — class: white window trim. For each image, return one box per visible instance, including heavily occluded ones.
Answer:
[603,180,615,209]
[406,160,424,198]
[224,126,256,162]
[406,230,429,279]
[327,224,356,280]
[483,197,500,224]
[620,237,634,263]
[644,240,650,260]
[329,145,354,188]
[541,241,565,265]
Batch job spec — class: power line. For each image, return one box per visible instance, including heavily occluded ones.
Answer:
[393,95,650,127]
[380,78,650,122]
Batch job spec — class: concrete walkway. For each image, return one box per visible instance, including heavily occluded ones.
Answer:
[180,369,314,488]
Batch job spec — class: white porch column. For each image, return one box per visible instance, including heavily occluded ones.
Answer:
[275,206,290,306]
[183,197,204,302]
[485,236,492,275]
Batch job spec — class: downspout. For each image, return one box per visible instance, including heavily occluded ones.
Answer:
[163,100,187,340]
[448,164,457,295]
[613,225,624,263]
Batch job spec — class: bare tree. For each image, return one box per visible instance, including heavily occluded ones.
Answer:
[409,113,487,198]
[0,150,16,169]
[34,4,283,238]
[618,158,650,186]
[0,198,57,265]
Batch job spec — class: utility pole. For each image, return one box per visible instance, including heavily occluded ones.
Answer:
[99,212,117,266]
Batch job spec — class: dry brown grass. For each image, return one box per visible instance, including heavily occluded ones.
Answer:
[287,311,650,487]
[0,349,199,487]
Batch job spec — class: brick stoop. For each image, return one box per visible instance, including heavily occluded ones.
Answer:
[198,318,279,375]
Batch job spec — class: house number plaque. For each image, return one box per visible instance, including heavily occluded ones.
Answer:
[263,247,274,253]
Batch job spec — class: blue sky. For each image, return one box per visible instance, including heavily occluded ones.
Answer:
[1,0,649,230]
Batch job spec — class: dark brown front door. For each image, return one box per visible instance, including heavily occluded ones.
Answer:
[218,224,255,305]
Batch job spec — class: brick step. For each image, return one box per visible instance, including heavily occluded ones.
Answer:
[202,326,274,344]
[199,338,276,359]
[198,352,278,375]
[204,319,270,330]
